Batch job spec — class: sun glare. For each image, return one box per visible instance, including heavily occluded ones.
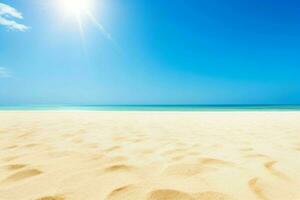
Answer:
[56,0,113,43]
[60,0,93,17]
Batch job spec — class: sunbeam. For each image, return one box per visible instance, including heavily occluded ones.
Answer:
[58,0,112,41]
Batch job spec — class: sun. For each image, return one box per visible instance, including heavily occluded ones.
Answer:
[60,0,94,17]
[55,0,113,42]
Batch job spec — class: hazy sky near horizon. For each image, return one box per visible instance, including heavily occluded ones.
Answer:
[0,0,300,105]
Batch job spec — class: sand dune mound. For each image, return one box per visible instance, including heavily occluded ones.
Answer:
[36,195,65,200]
[147,190,234,200]
[105,185,144,200]
[248,177,269,200]
[5,164,26,170]
[2,169,42,183]
[200,158,235,167]
[147,189,194,200]
[264,161,289,180]
[103,164,134,173]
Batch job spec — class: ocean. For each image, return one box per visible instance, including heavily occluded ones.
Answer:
[0,105,300,111]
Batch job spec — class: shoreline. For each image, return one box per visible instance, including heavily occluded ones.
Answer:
[1,105,300,112]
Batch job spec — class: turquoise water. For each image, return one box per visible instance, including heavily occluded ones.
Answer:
[0,105,300,111]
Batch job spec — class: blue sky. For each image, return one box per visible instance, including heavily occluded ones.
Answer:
[0,0,300,105]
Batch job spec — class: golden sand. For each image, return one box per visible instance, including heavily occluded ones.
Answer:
[0,111,300,200]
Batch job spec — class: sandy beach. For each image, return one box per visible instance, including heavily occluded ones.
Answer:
[0,111,300,200]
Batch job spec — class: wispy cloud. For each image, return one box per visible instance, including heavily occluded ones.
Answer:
[0,3,29,31]
[0,67,11,78]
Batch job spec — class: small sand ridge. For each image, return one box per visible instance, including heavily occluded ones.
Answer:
[106,187,236,200]
[2,169,42,183]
